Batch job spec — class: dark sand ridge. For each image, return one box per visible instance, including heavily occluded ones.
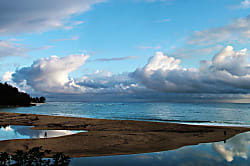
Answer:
[0,112,249,157]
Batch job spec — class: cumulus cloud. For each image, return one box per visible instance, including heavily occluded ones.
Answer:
[12,54,89,94]
[132,46,250,94]
[8,46,250,101]
[2,71,14,82]
[9,53,141,98]
[0,0,105,35]
[77,70,139,93]
[188,15,250,45]
[213,132,250,162]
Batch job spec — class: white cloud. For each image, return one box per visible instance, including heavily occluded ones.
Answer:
[142,52,181,72]
[137,46,161,50]
[212,46,249,76]
[132,46,250,94]
[0,39,52,58]
[9,53,142,98]
[188,15,250,45]
[12,54,89,94]
[0,40,27,58]
[2,71,14,82]
[240,0,250,9]
[77,70,139,94]
[8,46,250,101]
[170,45,224,58]
[0,0,105,35]
[51,36,79,43]
[230,0,250,9]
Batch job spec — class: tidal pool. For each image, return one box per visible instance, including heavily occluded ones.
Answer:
[70,131,250,166]
[0,125,85,140]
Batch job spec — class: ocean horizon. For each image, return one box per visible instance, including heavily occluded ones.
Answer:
[1,101,250,126]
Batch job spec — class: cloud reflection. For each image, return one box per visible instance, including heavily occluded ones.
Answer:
[0,125,85,140]
[213,132,250,162]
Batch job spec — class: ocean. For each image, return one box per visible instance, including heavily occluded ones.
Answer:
[1,102,250,126]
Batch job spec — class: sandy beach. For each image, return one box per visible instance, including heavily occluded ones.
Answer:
[0,112,249,157]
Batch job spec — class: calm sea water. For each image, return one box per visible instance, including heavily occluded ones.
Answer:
[0,102,250,126]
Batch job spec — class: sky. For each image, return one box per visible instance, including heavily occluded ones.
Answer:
[0,0,250,102]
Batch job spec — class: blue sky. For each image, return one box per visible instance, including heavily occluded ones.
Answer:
[1,0,250,102]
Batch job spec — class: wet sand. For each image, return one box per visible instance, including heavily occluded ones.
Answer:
[0,112,249,157]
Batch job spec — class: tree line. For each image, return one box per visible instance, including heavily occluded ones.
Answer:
[0,82,46,106]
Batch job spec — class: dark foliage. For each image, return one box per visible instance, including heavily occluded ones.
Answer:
[0,82,46,106]
[0,152,10,166]
[0,146,71,166]
[52,152,71,166]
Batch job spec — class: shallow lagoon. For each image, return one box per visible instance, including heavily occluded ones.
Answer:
[1,126,250,165]
[0,125,85,140]
[71,131,250,166]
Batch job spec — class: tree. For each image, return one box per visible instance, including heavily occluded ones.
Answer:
[0,152,11,165]
[52,152,71,166]
[0,82,46,106]
[39,97,46,103]
[0,147,71,166]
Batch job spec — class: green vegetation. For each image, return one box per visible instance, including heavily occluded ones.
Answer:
[0,146,71,166]
[0,82,46,106]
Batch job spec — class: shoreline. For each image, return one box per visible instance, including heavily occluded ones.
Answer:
[0,104,36,108]
[0,102,47,108]
[0,112,250,157]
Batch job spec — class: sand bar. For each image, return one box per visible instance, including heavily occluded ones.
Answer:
[0,112,249,157]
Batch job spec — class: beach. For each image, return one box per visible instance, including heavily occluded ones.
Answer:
[0,112,249,158]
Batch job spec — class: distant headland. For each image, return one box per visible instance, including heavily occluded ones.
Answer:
[0,82,46,107]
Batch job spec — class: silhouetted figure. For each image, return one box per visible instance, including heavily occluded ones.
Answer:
[224,131,227,143]
[44,132,47,138]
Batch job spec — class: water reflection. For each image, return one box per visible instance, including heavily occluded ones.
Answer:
[213,132,250,162]
[70,132,250,166]
[1,125,250,165]
[0,125,85,141]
